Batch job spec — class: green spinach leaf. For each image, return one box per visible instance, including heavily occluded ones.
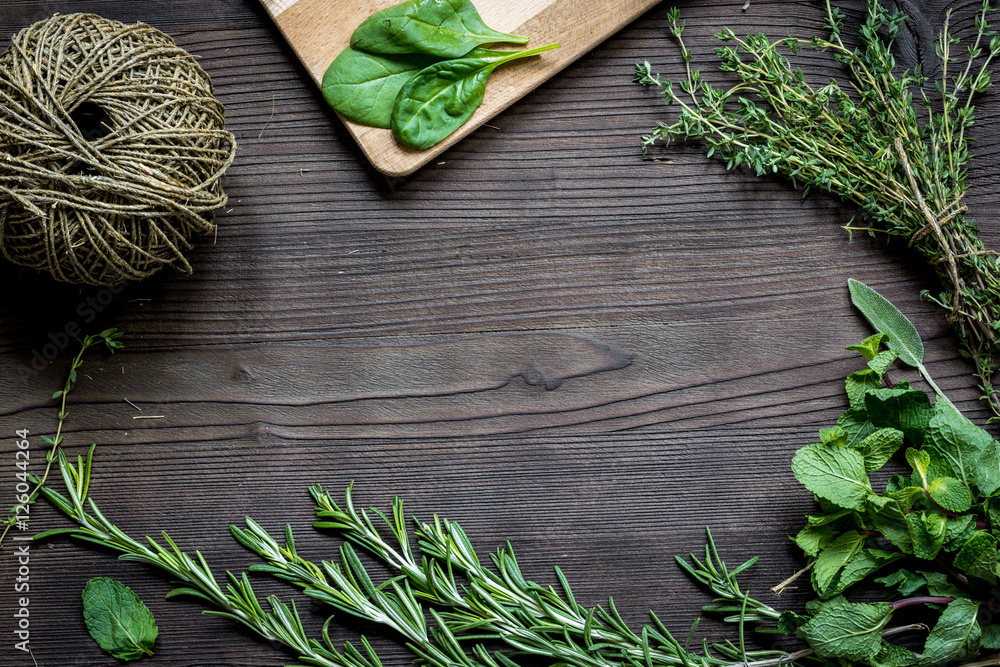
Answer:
[322,47,441,128]
[392,43,559,149]
[351,0,528,58]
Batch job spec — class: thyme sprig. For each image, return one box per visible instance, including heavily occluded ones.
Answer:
[0,328,122,550]
[636,0,1000,417]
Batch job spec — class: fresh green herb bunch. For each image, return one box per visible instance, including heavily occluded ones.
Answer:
[636,0,1000,418]
[774,280,1000,666]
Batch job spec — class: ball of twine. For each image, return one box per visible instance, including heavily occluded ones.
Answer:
[0,13,237,286]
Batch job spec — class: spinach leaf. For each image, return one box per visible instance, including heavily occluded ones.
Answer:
[322,47,441,128]
[351,0,528,58]
[82,578,158,661]
[392,43,559,149]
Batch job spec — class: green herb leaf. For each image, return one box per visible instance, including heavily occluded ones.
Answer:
[797,595,892,661]
[82,577,157,661]
[875,569,928,597]
[981,624,1000,650]
[792,442,872,511]
[812,530,865,597]
[944,514,978,552]
[392,43,559,149]
[923,571,964,598]
[919,599,980,666]
[926,476,973,513]
[906,511,947,561]
[866,494,913,554]
[846,333,889,361]
[846,369,882,410]
[853,427,904,472]
[848,280,924,367]
[953,531,999,584]
[925,400,1000,495]
[351,0,528,58]
[865,389,934,445]
[793,523,836,559]
[822,548,904,598]
[322,47,441,127]
[871,642,918,667]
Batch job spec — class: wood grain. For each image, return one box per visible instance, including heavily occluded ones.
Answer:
[0,0,998,665]
[263,0,662,176]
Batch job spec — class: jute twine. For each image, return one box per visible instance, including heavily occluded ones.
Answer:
[0,13,237,286]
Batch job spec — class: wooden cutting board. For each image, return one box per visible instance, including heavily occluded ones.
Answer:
[260,0,662,176]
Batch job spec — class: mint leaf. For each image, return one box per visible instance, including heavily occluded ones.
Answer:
[944,515,978,552]
[848,280,924,367]
[823,548,904,598]
[792,443,872,511]
[925,400,1000,495]
[853,428,904,472]
[953,532,998,584]
[923,571,965,598]
[866,389,934,445]
[797,595,892,661]
[919,599,980,666]
[846,370,883,410]
[876,569,928,597]
[794,523,836,559]
[82,578,157,661]
[868,349,899,376]
[871,642,918,667]
[838,407,878,448]
[812,530,865,597]
[927,476,973,513]
[820,426,849,447]
[906,447,931,483]
[866,495,913,553]
[846,333,890,361]
[982,624,1000,650]
[907,511,947,560]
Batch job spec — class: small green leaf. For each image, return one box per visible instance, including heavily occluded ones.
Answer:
[797,595,892,661]
[794,523,836,558]
[823,548,904,598]
[866,495,912,553]
[865,389,933,445]
[321,48,441,127]
[846,333,889,361]
[820,426,848,446]
[925,400,1000,496]
[853,428,904,472]
[944,514,978,552]
[838,407,877,448]
[848,280,924,367]
[392,43,559,149]
[954,532,999,584]
[351,0,528,58]
[812,530,865,597]
[845,370,881,410]
[875,568,927,597]
[926,477,972,513]
[792,443,872,511]
[922,571,964,598]
[905,447,930,483]
[919,599,980,666]
[982,623,1000,650]
[871,642,918,667]
[868,349,899,376]
[82,578,158,660]
[906,511,947,560]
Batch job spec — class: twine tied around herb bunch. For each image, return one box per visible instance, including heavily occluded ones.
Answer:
[0,13,237,286]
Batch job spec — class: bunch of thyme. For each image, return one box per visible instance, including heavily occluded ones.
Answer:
[635,0,1000,417]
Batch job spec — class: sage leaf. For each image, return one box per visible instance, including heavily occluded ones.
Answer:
[392,43,559,149]
[796,595,892,661]
[919,599,980,666]
[792,442,872,510]
[848,280,924,367]
[351,0,528,58]
[82,577,157,661]
[322,47,441,128]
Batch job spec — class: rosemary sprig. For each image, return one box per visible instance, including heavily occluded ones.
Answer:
[33,450,386,667]
[636,0,1000,418]
[0,328,122,550]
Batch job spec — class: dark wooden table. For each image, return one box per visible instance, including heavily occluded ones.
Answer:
[2,0,998,664]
